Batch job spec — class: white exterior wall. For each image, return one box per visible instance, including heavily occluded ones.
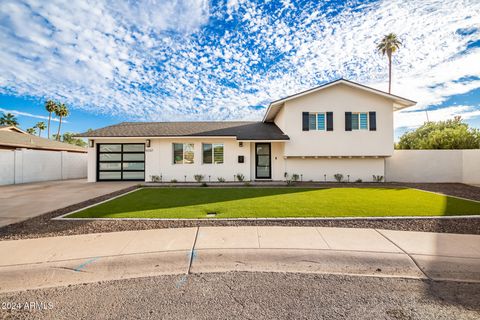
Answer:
[276,83,394,157]
[386,150,480,184]
[284,158,385,182]
[90,138,287,182]
[0,149,87,185]
[148,138,251,182]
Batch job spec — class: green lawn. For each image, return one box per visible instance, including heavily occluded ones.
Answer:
[67,187,480,219]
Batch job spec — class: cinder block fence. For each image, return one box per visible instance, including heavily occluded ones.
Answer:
[0,149,87,185]
[386,150,480,184]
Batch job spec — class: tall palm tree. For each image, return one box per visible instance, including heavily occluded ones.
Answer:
[0,112,19,126]
[26,127,37,135]
[45,100,58,139]
[377,33,402,93]
[35,121,46,137]
[55,103,69,141]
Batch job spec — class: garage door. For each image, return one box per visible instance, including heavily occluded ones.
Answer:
[97,143,145,181]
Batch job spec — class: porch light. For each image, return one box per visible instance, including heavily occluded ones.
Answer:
[146,139,151,148]
[89,140,94,148]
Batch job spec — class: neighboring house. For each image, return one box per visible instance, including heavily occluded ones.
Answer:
[0,126,86,153]
[78,79,415,182]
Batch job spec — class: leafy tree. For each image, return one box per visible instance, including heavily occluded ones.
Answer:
[35,121,46,137]
[45,100,58,139]
[0,112,19,126]
[377,33,402,93]
[397,117,480,149]
[26,127,37,135]
[54,103,69,141]
[53,132,87,147]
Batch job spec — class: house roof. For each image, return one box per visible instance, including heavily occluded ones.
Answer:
[263,78,417,122]
[0,130,87,153]
[0,125,28,134]
[77,121,289,141]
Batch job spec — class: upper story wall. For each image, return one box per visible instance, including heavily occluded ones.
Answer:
[274,83,394,157]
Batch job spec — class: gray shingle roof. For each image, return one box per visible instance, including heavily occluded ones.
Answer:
[77,121,289,140]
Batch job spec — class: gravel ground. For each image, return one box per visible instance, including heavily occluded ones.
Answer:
[0,272,479,320]
[1,183,479,241]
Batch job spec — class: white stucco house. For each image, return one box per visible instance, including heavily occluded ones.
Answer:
[78,79,416,182]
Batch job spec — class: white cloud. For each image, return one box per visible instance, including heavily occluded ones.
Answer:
[0,107,64,122]
[0,0,479,128]
[395,105,480,129]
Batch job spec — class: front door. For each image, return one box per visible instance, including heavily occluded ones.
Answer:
[255,143,271,179]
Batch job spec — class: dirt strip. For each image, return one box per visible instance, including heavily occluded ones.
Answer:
[0,183,479,240]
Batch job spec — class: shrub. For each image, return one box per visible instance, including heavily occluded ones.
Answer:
[201,182,208,187]
[217,177,226,182]
[354,179,363,183]
[150,175,161,183]
[194,174,204,183]
[244,181,251,186]
[236,173,245,182]
[170,179,178,183]
[372,175,384,182]
[333,173,344,183]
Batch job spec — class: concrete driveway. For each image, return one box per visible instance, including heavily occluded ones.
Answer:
[0,179,138,227]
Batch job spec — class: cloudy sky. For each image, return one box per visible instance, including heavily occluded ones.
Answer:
[0,0,479,139]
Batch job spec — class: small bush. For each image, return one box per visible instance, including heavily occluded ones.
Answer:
[217,177,226,182]
[201,182,208,187]
[170,179,178,183]
[244,181,251,186]
[194,174,204,183]
[150,175,161,183]
[236,173,245,182]
[334,173,344,183]
[354,179,363,183]
[372,175,384,183]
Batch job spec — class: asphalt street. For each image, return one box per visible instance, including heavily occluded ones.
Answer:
[1,272,479,320]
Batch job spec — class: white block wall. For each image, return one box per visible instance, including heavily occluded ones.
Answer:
[0,149,87,185]
[386,150,480,184]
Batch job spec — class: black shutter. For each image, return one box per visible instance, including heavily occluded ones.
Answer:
[345,112,352,131]
[326,112,333,131]
[302,112,309,131]
[369,111,377,131]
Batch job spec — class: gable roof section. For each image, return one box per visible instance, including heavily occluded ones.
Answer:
[263,78,417,122]
[0,130,87,153]
[77,121,289,141]
[0,125,28,134]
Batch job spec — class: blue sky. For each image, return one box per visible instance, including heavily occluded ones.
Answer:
[0,0,479,140]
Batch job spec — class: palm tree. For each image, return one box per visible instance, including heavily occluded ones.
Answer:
[35,121,46,137]
[377,33,402,93]
[45,100,58,139]
[55,103,69,141]
[0,112,19,126]
[26,127,37,135]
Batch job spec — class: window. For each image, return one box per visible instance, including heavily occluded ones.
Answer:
[173,143,194,164]
[203,143,224,164]
[352,112,368,130]
[307,112,326,131]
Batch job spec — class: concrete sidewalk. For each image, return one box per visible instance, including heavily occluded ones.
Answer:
[0,227,479,292]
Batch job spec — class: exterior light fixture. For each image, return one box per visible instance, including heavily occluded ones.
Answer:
[89,140,94,148]
[146,139,151,148]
